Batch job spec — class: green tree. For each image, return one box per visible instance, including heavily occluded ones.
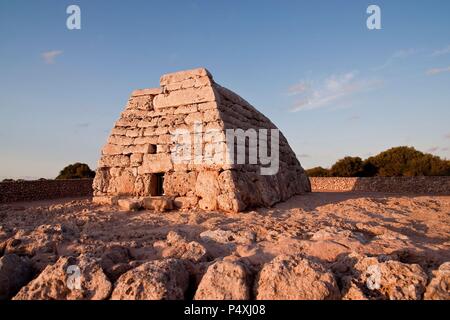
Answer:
[306,167,330,177]
[330,157,365,177]
[56,163,95,180]
[367,146,427,176]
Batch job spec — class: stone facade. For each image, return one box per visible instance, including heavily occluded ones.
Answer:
[93,68,311,212]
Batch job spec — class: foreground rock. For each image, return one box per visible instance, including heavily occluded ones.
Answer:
[194,258,251,300]
[424,262,450,300]
[332,252,428,300]
[13,255,112,300]
[254,255,340,300]
[100,245,132,281]
[0,254,32,300]
[111,259,189,300]
[154,231,208,263]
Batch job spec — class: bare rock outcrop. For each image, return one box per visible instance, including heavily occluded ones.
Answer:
[153,231,208,263]
[111,259,189,300]
[0,254,32,300]
[424,262,450,300]
[100,245,132,281]
[13,255,112,300]
[194,258,251,300]
[332,252,428,300]
[254,255,341,300]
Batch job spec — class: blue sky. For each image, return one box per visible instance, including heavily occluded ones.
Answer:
[1,0,450,179]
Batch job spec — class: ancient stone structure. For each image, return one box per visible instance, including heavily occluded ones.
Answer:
[93,68,310,212]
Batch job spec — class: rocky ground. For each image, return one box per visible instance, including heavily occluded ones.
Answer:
[0,192,449,300]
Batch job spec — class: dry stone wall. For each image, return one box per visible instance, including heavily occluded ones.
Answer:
[310,177,450,194]
[0,179,93,203]
[93,68,311,212]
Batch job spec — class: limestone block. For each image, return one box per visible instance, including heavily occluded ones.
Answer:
[102,143,123,155]
[117,199,142,211]
[98,155,130,168]
[92,196,119,205]
[139,154,173,174]
[123,144,154,155]
[126,95,153,111]
[173,196,198,209]
[126,129,141,138]
[195,171,219,210]
[143,196,173,212]
[135,136,158,144]
[108,170,136,195]
[160,68,212,86]
[130,153,144,167]
[164,171,197,196]
[198,101,217,111]
[154,86,217,109]
[108,135,134,146]
[184,112,203,125]
[131,88,162,97]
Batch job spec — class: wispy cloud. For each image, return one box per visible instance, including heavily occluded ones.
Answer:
[426,66,450,76]
[427,146,450,154]
[431,45,450,57]
[41,50,63,64]
[426,147,440,153]
[297,153,310,158]
[445,133,450,139]
[375,48,419,70]
[289,72,380,112]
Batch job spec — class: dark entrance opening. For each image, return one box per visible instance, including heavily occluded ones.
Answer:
[149,173,165,196]
[155,173,164,196]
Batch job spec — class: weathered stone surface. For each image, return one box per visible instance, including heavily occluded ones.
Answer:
[173,196,198,209]
[424,262,450,300]
[194,258,251,300]
[111,259,189,300]
[143,196,173,212]
[164,171,197,196]
[117,199,142,211]
[13,255,112,300]
[332,252,428,300]
[255,255,341,300]
[195,171,219,210]
[100,245,132,282]
[140,154,173,174]
[5,224,66,256]
[200,229,255,245]
[0,254,32,300]
[160,67,212,86]
[154,231,207,263]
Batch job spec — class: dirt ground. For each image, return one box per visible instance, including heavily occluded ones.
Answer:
[1,192,449,265]
[1,192,449,300]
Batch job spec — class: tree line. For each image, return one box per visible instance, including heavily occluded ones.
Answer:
[306,146,450,177]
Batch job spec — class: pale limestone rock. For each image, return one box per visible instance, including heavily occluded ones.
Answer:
[194,258,251,300]
[332,252,428,300]
[255,255,341,300]
[13,255,112,300]
[153,231,207,263]
[117,199,142,211]
[143,196,173,212]
[111,259,189,300]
